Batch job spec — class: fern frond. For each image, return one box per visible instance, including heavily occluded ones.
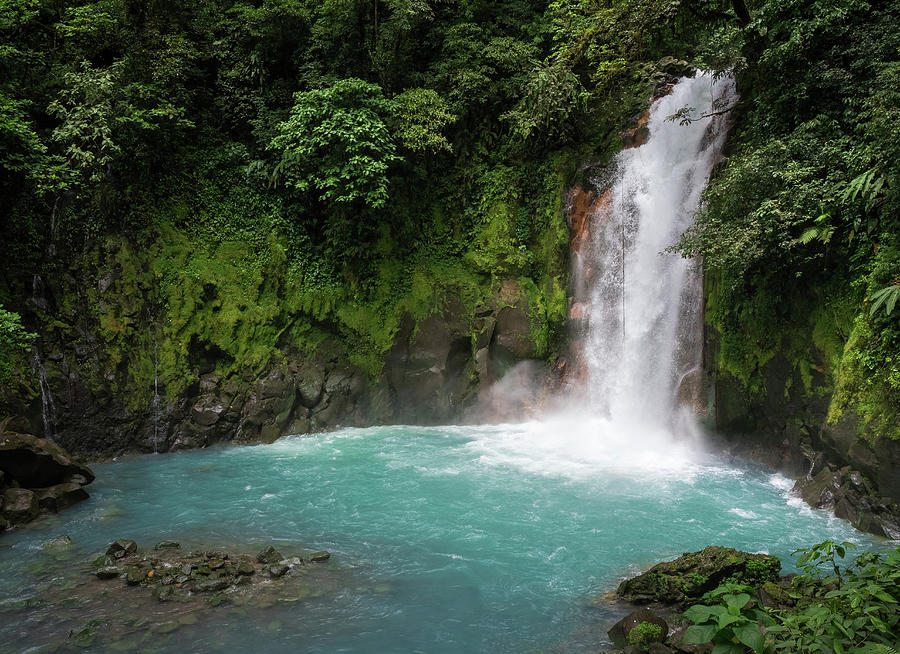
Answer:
[869,284,900,317]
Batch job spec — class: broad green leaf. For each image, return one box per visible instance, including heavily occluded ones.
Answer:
[684,624,717,644]
[684,605,717,623]
[734,623,765,652]
[717,613,743,630]
[725,593,752,611]
[711,642,744,654]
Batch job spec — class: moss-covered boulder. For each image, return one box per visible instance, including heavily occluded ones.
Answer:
[608,609,668,648]
[616,546,780,607]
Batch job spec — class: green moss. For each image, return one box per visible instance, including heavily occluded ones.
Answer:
[828,316,900,440]
[627,622,662,650]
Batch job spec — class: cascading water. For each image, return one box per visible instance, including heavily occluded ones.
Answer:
[572,72,736,443]
[31,274,58,439]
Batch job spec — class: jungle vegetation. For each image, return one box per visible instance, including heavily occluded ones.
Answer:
[0,0,898,438]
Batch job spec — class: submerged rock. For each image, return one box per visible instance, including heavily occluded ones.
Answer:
[155,541,180,550]
[96,567,121,579]
[41,535,75,552]
[195,577,229,592]
[85,539,336,612]
[616,546,780,607]
[256,546,283,564]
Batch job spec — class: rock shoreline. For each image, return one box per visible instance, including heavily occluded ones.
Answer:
[0,534,349,651]
[92,539,332,604]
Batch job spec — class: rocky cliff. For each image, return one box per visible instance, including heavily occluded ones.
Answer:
[4,251,550,459]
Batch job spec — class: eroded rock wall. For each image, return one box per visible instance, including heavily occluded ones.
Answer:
[4,272,544,459]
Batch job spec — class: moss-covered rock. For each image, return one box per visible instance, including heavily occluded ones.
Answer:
[616,547,780,607]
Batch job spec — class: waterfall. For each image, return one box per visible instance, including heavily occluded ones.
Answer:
[32,349,57,440]
[574,72,736,438]
[30,274,58,439]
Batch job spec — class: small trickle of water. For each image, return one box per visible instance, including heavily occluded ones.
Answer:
[32,349,57,440]
[574,72,736,442]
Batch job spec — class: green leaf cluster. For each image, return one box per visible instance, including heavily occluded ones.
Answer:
[676,0,900,437]
[0,305,36,387]
[681,542,900,654]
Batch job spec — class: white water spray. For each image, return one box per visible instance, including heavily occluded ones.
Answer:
[576,73,736,441]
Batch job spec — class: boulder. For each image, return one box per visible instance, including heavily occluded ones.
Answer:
[33,482,89,513]
[608,609,668,648]
[107,539,138,558]
[794,466,900,539]
[0,431,95,487]
[256,546,283,564]
[267,564,289,578]
[125,566,147,585]
[2,488,39,525]
[616,546,780,607]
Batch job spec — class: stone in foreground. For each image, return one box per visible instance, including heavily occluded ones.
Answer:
[616,546,780,607]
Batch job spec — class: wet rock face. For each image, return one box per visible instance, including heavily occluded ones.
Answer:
[14,271,550,458]
[794,466,900,539]
[616,546,780,608]
[0,430,94,531]
[707,331,900,538]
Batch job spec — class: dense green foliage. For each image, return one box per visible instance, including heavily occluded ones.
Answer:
[682,541,900,653]
[1,0,898,446]
[0,305,35,387]
[678,0,900,438]
[0,0,745,402]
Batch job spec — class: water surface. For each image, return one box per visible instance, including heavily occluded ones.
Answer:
[0,422,877,653]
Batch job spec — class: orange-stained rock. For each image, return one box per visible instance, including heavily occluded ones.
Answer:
[567,187,612,255]
[621,110,650,149]
[569,302,589,321]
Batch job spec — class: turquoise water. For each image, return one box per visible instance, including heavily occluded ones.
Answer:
[0,422,879,653]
